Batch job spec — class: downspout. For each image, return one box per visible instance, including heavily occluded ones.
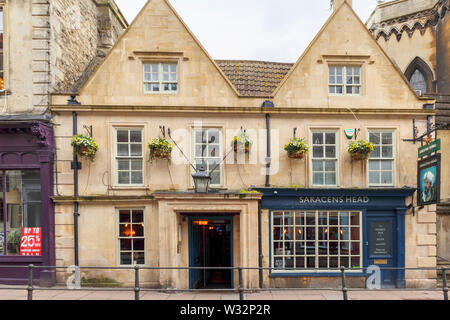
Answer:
[69,97,81,266]
[73,111,79,266]
[260,100,274,288]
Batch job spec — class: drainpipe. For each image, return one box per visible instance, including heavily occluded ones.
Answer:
[262,100,274,187]
[258,199,263,288]
[260,100,274,287]
[72,111,79,266]
[69,96,81,266]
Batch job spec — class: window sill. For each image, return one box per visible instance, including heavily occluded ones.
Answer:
[109,186,149,191]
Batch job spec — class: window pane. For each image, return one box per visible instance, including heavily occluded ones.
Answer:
[381,160,393,171]
[273,212,282,226]
[325,172,336,185]
[120,252,132,265]
[119,210,131,222]
[117,131,129,143]
[118,172,130,184]
[313,146,323,158]
[134,252,145,265]
[336,86,343,94]
[382,146,393,158]
[369,171,380,184]
[381,171,393,184]
[133,238,145,251]
[312,160,323,172]
[117,144,129,157]
[312,133,323,145]
[120,239,131,251]
[324,160,335,172]
[132,210,144,223]
[131,160,143,171]
[313,172,324,185]
[325,132,336,144]
[369,132,380,144]
[118,160,129,171]
[131,172,143,185]
[130,131,142,143]
[130,144,142,157]
[325,146,335,158]
[372,146,380,158]
[369,160,380,171]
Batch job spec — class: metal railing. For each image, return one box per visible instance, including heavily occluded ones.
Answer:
[0,265,447,301]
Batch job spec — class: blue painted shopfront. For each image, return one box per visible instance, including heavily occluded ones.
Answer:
[254,188,415,288]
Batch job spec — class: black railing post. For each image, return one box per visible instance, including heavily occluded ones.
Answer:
[27,264,34,301]
[238,267,244,301]
[442,267,448,301]
[134,265,140,301]
[340,266,348,301]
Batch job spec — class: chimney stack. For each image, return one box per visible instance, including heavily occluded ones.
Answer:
[331,0,352,11]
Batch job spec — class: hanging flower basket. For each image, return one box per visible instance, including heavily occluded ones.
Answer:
[231,132,252,154]
[348,140,374,161]
[148,137,173,161]
[284,137,309,159]
[71,134,99,162]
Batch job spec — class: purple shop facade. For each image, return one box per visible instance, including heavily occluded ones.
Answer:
[0,120,55,285]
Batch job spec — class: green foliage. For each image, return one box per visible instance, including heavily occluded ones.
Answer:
[148,137,173,161]
[231,131,252,147]
[239,189,261,194]
[347,140,374,155]
[7,229,21,245]
[284,137,310,155]
[71,134,99,162]
[81,277,123,288]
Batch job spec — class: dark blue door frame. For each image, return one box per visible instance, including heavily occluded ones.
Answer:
[188,216,234,289]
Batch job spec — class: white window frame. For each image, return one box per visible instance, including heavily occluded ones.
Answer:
[114,127,145,187]
[368,130,396,187]
[143,62,178,94]
[310,130,339,187]
[192,127,223,187]
[116,208,146,266]
[328,65,362,96]
[271,210,363,273]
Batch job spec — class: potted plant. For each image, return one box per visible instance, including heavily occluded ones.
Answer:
[71,134,99,162]
[231,131,252,153]
[284,137,310,159]
[148,137,173,161]
[7,229,21,254]
[348,140,374,160]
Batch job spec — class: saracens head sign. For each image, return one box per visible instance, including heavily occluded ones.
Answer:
[299,196,370,204]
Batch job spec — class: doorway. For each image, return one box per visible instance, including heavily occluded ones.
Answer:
[189,216,233,289]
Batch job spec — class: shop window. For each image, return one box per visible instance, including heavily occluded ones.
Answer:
[311,131,338,186]
[272,211,362,272]
[368,131,395,186]
[329,66,361,95]
[193,128,222,186]
[117,209,145,265]
[0,170,41,256]
[143,62,178,93]
[114,128,144,186]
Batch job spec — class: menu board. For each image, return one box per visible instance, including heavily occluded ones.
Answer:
[370,222,391,256]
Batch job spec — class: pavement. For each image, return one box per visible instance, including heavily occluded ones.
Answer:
[0,286,447,300]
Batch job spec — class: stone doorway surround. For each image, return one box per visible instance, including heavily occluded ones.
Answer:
[152,191,262,289]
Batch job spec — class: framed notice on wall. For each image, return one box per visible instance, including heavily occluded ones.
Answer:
[417,154,441,206]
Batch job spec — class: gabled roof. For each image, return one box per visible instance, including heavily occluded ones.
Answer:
[215,60,293,97]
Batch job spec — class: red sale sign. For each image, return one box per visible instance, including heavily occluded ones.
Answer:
[20,228,42,256]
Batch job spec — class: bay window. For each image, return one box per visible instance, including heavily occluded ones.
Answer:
[272,210,362,272]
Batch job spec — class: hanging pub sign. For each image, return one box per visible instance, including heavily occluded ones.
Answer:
[418,139,441,158]
[417,154,441,206]
[20,227,42,256]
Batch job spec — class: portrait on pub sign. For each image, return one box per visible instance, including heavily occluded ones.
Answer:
[417,154,441,206]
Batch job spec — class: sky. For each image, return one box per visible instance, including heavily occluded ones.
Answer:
[114,0,379,63]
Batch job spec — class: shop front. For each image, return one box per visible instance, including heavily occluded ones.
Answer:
[0,120,55,285]
[255,188,415,288]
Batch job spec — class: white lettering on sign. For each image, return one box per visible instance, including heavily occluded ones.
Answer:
[299,196,370,204]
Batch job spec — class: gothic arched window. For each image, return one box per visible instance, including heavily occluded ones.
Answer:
[410,69,427,94]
